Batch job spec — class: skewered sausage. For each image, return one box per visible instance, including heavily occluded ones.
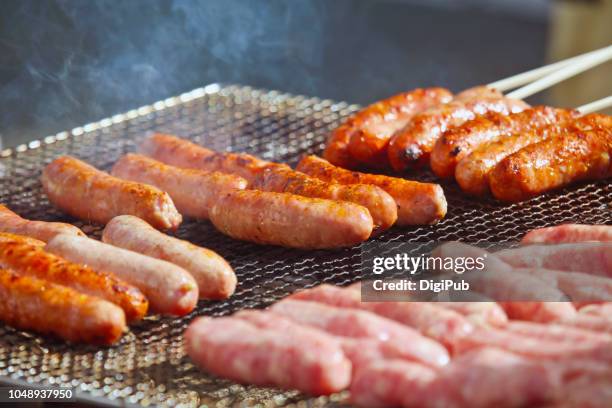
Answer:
[296,155,447,225]
[41,156,182,229]
[209,190,373,249]
[140,133,271,184]
[431,106,578,179]
[111,154,248,220]
[252,164,397,232]
[344,88,453,168]
[489,126,611,202]
[45,234,198,316]
[387,86,529,171]
[103,215,236,299]
[457,114,611,196]
[521,224,612,244]
[0,268,126,345]
[0,204,85,242]
[184,316,352,395]
[0,232,148,322]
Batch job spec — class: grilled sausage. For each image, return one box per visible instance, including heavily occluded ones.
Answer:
[42,156,182,229]
[0,204,85,242]
[431,106,579,179]
[103,215,236,299]
[184,316,352,395]
[45,234,198,315]
[489,127,611,202]
[209,190,373,249]
[387,86,528,171]
[111,154,248,220]
[296,155,447,225]
[0,268,126,345]
[0,232,148,322]
[140,133,272,184]
[344,88,453,168]
[522,224,612,244]
[252,164,397,232]
[456,113,611,196]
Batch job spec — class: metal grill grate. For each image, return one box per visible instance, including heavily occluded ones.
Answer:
[0,84,610,407]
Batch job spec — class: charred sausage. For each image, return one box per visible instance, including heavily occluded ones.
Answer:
[0,268,126,345]
[209,190,373,249]
[45,234,198,315]
[0,232,148,322]
[42,156,182,229]
[111,153,247,220]
[489,127,611,202]
[0,204,85,242]
[387,86,528,171]
[103,215,236,299]
[431,106,579,179]
[252,164,397,232]
[296,155,447,225]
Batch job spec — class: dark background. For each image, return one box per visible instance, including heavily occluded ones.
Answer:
[0,0,604,149]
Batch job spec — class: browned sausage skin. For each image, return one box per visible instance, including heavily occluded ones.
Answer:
[103,215,236,300]
[209,190,373,249]
[431,106,580,179]
[252,164,397,233]
[457,113,612,196]
[140,133,271,184]
[0,268,126,345]
[42,156,182,230]
[0,204,85,242]
[387,86,528,171]
[111,154,248,220]
[489,127,611,202]
[296,155,446,225]
[0,232,148,322]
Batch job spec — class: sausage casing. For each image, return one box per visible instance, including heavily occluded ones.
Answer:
[343,88,453,168]
[296,155,447,225]
[0,232,148,322]
[489,127,611,202]
[41,156,182,229]
[209,190,373,249]
[431,106,579,179]
[387,86,528,171]
[140,133,271,184]
[0,204,85,242]
[0,268,126,345]
[103,215,236,299]
[111,153,247,220]
[45,234,198,316]
[252,164,397,232]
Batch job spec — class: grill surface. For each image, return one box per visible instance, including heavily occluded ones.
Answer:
[0,84,610,407]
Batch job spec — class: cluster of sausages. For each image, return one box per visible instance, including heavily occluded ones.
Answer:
[0,204,236,345]
[186,223,612,408]
[325,86,611,202]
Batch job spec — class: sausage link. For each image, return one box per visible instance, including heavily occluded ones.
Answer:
[0,268,126,345]
[140,133,271,184]
[252,164,397,232]
[522,224,612,244]
[42,156,182,230]
[387,86,528,171]
[0,232,148,322]
[296,155,446,225]
[345,88,453,168]
[431,106,579,179]
[45,234,198,316]
[111,154,247,220]
[103,215,236,300]
[456,113,611,196]
[489,127,611,202]
[0,204,85,242]
[209,190,373,249]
